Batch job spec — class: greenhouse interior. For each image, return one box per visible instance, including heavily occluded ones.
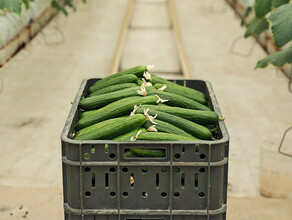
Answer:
[0,0,291,219]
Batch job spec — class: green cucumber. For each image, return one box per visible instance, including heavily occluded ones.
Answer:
[151,74,204,96]
[124,150,138,158]
[142,105,219,125]
[88,65,147,93]
[136,108,212,140]
[74,114,146,140]
[88,83,137,97]
[130,148,166,157]
[114,128,147,141]
[137,79,143,86]
[79,110,95,119]
[154,83,207,104]
[136,132,198,141]
[143,119,194,138]
[149,74,170,84]
[75,117,123,138]
[88,74,138,94]
[147,90,210,111]
[157,103,168,107]
[75,96,159,130]
[80,86,156,110]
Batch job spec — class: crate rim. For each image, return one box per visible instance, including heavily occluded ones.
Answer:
[64,203,227,216]
[61,78,230,145]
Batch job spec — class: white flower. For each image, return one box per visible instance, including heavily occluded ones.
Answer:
[143,71,152,81]
[158,85,167,91]
[147,125,158,132]
[137,85,147,96]
[147,64,154,71]
[142,78,153,87]
[130,104,141,116]
[130,129,143,141]
[155,95,168,104]
[143,108,158,124]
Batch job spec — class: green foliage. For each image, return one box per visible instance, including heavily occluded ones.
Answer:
[51,0,86,15]
[241,6,252,26]
[244,17,269,38]
[253,0,288,17]
[244,0,292,69]
[272,0,289,8]
[0,0,22,14]
[254,0,271,18]
[21,0,30,9]
[51,0,68,15]
[65,0,76,12]
[268,3,292,48]
[0,0,86,16]
[256,46,292,68]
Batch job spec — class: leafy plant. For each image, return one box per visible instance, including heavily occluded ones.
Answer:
[0,0,86,16]
[0,0,22,14]
[244,0,292,69]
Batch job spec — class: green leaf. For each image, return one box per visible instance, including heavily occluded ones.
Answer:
[65,0,76,12]
[51,0,68,16]
[268,3,292,48]
[21,0,30,9]
[272,0,289,8]
[254,0,272,18]
[244,17,269,38]
[0,0,22,14]
[241,6,252,26]
[256,46,292,68]
[82,0,86,3]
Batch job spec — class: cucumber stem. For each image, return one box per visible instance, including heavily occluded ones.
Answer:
[219,117,225,121]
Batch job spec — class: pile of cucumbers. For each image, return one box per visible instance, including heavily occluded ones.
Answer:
[73,65,223,156]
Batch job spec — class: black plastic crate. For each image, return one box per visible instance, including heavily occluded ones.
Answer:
[61,79,229,220]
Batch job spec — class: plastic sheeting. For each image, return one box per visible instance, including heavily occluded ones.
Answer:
[0,0,51,48]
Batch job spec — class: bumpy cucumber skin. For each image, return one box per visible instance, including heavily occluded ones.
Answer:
[75,117,124,138]
[144,119,194,138]
[75,96,158,130]
[115,65,147,77]
[136,108,212,140]
[150,74,171,84]
[88,74,138,94]
[80,86,156,110]
[142,104,219,125]
[88,83,137,97]
[148,90,210,111]
[130,148,166,157]
[89,65,147,92]
[151,74,204,96]
[114,128,147,141]
[79,110,95,119]
[74,114,146,140]
[154,83,207,104]
[136,132,198,141]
